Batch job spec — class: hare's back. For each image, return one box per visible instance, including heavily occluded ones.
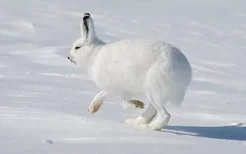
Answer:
[105,39,192,82]
[103,39,171,62]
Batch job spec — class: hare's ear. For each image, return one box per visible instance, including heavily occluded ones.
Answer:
[80,13,96,43]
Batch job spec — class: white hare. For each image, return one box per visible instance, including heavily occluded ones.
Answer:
[68,13,192,131]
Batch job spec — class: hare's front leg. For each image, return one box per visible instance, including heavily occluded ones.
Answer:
[88,90,108,113]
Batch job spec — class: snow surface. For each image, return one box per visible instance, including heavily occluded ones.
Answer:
[1,0,246,153]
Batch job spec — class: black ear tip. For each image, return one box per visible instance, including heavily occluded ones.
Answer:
[84,13,90,16]
[83,13,91,20]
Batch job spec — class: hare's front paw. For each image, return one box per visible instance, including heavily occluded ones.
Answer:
[88,100,103,113]
[88,90,108,114]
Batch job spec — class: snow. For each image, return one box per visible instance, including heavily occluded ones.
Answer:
[0,0,246,153]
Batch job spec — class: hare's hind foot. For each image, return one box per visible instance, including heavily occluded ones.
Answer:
[137,114,170,131]
[122,98,145,109]
[128,100,145,109]
[124,116,149,125]
[124,103,157,126]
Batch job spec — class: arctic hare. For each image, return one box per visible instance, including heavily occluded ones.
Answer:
[68,13,192,131]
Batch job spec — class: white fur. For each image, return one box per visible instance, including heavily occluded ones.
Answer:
[68,13,192,131]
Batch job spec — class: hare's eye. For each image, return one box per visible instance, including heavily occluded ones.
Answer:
[75,46,81,50]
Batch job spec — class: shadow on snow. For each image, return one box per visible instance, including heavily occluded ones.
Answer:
[164,123,246,141]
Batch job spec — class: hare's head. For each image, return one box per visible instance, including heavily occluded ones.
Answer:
[68,13,98,67]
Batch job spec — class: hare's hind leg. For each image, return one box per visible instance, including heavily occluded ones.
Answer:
[122,93,155,125]
[124,103,157,125]
[138,91,170,131]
